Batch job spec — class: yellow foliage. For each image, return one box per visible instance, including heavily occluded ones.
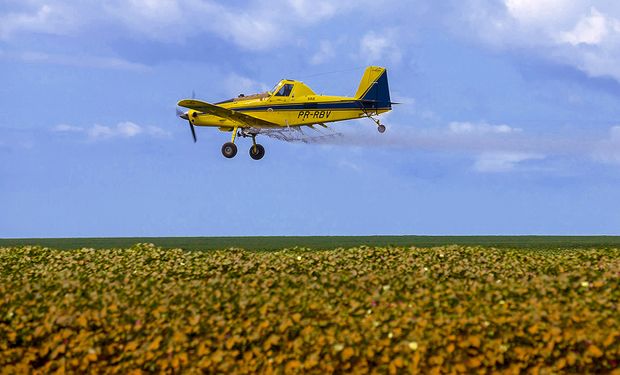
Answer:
[603,333,617,347]
[469,335,481,348]
[291,313,302,323]
[587,345,603,358]
[341,347,355,361]
[467,356,482,368]
[284,359,302,373]
[125,341,139,352]
[147,336,162,351]
[0,245,618,373]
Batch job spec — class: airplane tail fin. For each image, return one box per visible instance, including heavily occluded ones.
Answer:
[354,66,391,108]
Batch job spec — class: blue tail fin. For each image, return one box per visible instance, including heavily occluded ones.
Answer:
[355,66,391,109]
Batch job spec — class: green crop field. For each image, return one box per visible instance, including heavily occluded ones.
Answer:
[1,242,619,373]
[2,235,620,251]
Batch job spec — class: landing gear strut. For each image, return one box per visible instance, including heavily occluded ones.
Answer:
[222,126,239,158]
[370,117,386,133]
[221,128,266,160]
[361,108,387,133]
[249,134,265,160]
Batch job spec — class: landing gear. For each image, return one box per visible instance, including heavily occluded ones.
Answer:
[361,109,387,134]
[222,126,239,158]
[220,129,267,160]
[222,142,237,158]
[249,133,265,160]
[249,144,265,160]
[371,118,386,133]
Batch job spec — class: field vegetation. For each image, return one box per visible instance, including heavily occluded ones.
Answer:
[1,244,619,373]
[2,235,620,251]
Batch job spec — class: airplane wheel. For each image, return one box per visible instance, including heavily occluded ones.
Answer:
[222,142,237,158]
[378,125,386,133]
[249,144,265,160]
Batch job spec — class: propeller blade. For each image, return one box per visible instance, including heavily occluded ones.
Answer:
[188,92,196,142]
[176,107,189,120]
[176,107,195,142]
[189,122,197,143]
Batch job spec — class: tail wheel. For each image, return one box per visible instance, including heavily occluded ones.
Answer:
[378,125,386,133]
[222,142,237,158]
[249,144,265,160]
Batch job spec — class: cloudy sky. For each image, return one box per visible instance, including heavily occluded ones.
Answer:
[2,0,620,237]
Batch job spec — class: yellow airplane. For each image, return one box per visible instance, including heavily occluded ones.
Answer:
[177,66,393,160]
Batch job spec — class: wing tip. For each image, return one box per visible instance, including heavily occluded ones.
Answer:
[177,99,192,108]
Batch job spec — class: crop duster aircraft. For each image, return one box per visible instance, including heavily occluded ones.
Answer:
[176,66,393,160]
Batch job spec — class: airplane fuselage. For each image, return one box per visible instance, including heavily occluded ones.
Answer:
[188,81,391,129]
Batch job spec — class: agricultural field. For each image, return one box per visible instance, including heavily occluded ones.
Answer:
[3,235,620,251]
[1,244,619,373]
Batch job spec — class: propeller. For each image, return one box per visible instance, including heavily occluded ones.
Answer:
[176,106,196,143]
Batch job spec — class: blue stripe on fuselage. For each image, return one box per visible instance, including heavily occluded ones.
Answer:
[233,101,390,112]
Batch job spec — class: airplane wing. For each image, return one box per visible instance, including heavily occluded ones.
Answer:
[178,99,279,128]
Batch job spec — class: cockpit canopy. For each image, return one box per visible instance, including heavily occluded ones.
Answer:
[269,80,316,98]
[218,80,318,104]
[274,83,293,97]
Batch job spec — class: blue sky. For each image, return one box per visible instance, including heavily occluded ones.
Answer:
[2,0,620,237]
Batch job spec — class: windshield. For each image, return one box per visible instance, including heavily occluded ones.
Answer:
[274,83,293,97]
[269,82,281,95]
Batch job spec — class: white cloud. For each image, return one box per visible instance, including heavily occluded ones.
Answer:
[454,1,620,81]
[53,124,83,132]
[558,8,613,46]
[0,0,389,64]
[0,0,374,52]
[360,30,402,65]
[53,121,170,140]
[0,50,148,71]
[473,152,545,173]
[0,4,79,40]
[88,124,116,140]
[101,0,186,42]
[126,0,182,20]
[505,0,575,24]
[448,122,522,135]
[115,122,142,137]
[110,0,281,50]
[288,0,338,18]
[214,11,279,51]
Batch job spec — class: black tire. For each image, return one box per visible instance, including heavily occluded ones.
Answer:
[222,142,237,158]
[249,144,265,160]
[378,125,386,133]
